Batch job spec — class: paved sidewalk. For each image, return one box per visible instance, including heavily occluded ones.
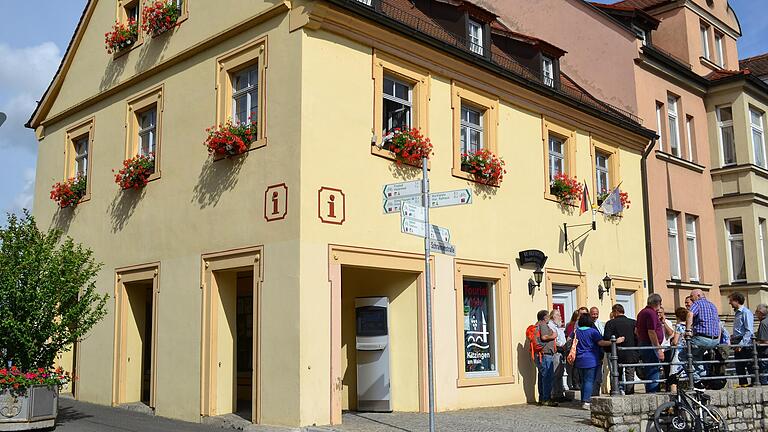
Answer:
[54,397,601,432]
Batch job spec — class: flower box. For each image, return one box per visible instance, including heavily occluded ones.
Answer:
[50,176,87,208]
[114,154,155,190]
[383,127,432,166]
[0,386,57,430]
[460,149,506,186]
[104,20,138,54]
[142,1,181,37]
[204,121,257,158]
[550,173,582,205]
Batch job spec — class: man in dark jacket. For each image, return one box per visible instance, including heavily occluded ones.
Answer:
[603,304,638,395]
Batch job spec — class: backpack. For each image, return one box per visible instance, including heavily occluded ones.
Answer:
[527,324,544,360]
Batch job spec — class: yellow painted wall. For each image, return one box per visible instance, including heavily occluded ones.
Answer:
[340,267,420,412]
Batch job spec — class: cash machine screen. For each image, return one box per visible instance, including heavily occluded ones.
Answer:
[356,306,388,337]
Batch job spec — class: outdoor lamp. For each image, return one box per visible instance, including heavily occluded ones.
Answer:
[598,273,612,300]
[529,267,544,295]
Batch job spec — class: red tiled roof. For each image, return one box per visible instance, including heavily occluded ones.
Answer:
[611,0,675,10]
[489,21,567,56]
[705,69,747,81]
[740,53,768,77]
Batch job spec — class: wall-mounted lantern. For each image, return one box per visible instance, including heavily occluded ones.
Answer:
[598,273,612,300]
[528,266,544,296]
[519,249,547,296]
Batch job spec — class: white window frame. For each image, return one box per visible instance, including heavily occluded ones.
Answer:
[382,75,413,136]
[468,19,484,55]
[595,151,610,197]
[751,108,766,168]
[715,33,724,67]
[701,24,711,59]
[668,212,681,280]
[74,135,89,177]
[685,215,699,282]
[761,219,768,282]
[548,135,565,183]
[137,108,156,157]
[656,102,664,151]
[460,104,483,154]
[231,64,259,126]
[718,106,736,166]
[355,0,373,5]
[686,116,695,162]
[542,56,554,87]
[463,279,499,378]
[727,219,747,283]
[667,95,681,157]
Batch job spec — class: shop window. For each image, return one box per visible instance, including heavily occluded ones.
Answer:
[454,260,512,387]
[216,37,267,150]
[126,85,163,180]
[371,51,429,160]
[451,82,498,181]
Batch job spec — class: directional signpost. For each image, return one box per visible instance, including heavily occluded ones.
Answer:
[382,176,471,432]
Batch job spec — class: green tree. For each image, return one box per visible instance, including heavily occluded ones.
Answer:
[0,211,107,370]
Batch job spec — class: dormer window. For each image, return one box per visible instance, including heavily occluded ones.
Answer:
[542,56,555,87]
[632,25,647,46]
[468,19,484,55]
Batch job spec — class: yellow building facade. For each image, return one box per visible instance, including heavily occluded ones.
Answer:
[30,0,655,427]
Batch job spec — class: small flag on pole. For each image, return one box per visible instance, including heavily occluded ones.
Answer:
[579,181,591,215]
[600,186,624,216]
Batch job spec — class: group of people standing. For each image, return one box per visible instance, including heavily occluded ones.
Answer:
[533,289,768,410]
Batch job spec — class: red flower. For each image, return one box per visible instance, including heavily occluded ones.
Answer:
[460,148,505,186]
[141,1,181,37]
[114,154,155,190]
[204,120,257,157]
[50,175,87,208]
[550,173,583,204]
[104,20,138,54]
[384,127,433,167]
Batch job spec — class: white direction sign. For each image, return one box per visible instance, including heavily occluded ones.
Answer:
[383,180,423,198]
[401,217,451,243]
[400,202,426,221]
[384,195,422,214]
[429,189,472,208]
[430,240,456,256]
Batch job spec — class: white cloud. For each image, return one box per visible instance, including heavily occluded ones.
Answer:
[8,168,35,215]
[0,42,61,153]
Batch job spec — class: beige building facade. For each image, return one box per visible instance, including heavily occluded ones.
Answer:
[29,0,655,428]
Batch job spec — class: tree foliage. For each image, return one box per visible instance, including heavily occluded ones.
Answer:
[0,211,107,370]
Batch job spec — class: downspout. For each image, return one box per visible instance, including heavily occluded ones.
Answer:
[641,137,658,293]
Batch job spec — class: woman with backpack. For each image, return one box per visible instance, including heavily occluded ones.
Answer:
[570,313,623,409]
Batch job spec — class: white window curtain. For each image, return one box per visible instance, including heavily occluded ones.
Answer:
[668,212,681,280]
[751,108,766,168]
[728,219,746,282]
[718,106,735,165]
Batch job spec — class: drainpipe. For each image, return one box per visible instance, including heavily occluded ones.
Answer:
[641,137,658,293]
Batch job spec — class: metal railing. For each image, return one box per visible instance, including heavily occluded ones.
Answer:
[339,0,644,125]
[608,335,768,396]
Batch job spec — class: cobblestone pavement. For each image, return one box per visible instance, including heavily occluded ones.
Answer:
[320,401,602,432]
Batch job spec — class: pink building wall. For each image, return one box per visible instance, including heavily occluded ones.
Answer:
[490,0,639,116]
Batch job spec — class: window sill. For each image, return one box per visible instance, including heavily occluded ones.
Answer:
[371,144,431,169]
[720,281,768,291]
[544,193,576,207]
[666,279,712,291]
[456,374,514,388]
[654,150,705,173]
[451,167,498,187]
[212,139,267,162]
[112,39,142,60]
[699,56,723,71]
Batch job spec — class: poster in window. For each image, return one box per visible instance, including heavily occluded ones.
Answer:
[463,280,495,373]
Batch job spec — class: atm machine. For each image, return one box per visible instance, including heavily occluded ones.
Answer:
[354,297,392,412]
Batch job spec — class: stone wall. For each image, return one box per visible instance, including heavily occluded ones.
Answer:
[590,387,768,431]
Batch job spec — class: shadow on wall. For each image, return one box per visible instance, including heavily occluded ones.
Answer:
[100,53,127,92]
[471,181,498,200]
[517,342,537,403]
[387,160,422,181]
[135,31,172,75]
[192,155,247,209]
[50,208,75,235]
[109,188,145,233]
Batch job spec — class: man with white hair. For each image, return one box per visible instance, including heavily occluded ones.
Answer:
[682,289,720,386]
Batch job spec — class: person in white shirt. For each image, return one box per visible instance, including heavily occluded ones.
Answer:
[658,306,675,390]
[548,309,569,402]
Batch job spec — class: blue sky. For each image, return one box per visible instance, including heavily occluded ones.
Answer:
[0,1,766,216]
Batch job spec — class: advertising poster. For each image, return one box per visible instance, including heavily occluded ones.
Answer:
[463,280,494,373]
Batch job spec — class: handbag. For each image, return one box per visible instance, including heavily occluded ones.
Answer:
[566,333,579,365]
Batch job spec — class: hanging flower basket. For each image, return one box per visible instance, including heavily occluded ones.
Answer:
[104,20,138,54]
[114,154,155,190]
[50,175,87,208]
[141,1,181,37]
[204,120,257,158]
[550,173,582,205]
[384,127,433,166]
[460,148,506,186]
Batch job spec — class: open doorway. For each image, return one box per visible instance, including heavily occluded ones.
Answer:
[201,248,261,424]
[113,265,159,410]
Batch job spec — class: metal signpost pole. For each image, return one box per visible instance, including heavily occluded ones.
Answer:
[422,156,436,432]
